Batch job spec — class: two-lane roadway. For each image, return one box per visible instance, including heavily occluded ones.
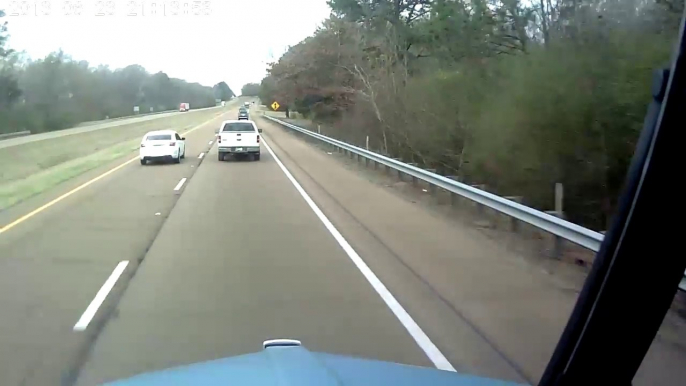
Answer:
[0,106,238,385]
[0,105,447,386]
[73,129,435,384]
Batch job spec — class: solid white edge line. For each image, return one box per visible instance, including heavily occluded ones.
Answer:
[174,177,187,191]
[73,260,129,331]
[208,140,213,145]
[198,152,205,159]
[261,139,456,372]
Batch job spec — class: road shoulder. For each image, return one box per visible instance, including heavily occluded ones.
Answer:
[257,116,577,384]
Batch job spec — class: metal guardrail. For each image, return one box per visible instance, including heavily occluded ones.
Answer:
[0,130,31,141]
[263,115,686,292]
[264,115,605,251]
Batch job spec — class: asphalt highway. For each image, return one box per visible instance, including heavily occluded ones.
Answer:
[1,105,684,386]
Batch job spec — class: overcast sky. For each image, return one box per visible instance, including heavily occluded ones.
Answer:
[1,0,331,92]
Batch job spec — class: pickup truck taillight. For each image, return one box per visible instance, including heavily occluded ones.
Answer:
[169,141,176,146]
[218,136,221,143]
[257,135,260,143]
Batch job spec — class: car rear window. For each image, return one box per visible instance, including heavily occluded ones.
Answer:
[222,122,255,132]
[146,134,172,140]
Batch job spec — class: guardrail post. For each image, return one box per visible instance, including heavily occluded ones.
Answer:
[446,176,461,207]
[471,184,487,214]
[545,210,565,259]
[392,158,402,179]
[547,183,565,259]
[408,163,419,186]
[504,196,523,232]
[425,169,438,195]
[555,183,564,215]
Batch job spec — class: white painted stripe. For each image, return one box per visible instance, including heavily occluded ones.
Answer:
[208,140,213,145]
[198,152,205,159]
[173,178,187,191]
[261,139,455,372]
[74,261,129,331]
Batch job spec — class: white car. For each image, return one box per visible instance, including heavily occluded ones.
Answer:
[139,130,186,165]
[216,120,262,161]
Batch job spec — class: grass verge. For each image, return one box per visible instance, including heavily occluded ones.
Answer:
[0,112,217,184]
[0,138,140,211]
[0,98,244,211]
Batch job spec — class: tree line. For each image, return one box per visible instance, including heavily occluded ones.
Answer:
[241,83,261,96]
[0,11,236,135]
[259,0,682,230]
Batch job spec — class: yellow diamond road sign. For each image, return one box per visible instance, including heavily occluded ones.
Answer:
[271,101,280,111]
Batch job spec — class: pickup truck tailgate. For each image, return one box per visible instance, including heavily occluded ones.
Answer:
[219,132,259,147]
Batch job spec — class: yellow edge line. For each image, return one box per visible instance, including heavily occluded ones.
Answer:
[0,110,230,235]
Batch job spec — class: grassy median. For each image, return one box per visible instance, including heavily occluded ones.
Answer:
[1,110,220,184]
[0,101,240,211]
[0,139,140,210]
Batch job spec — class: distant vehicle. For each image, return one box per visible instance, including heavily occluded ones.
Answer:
[217,120,262,162]
[179,103,190,112]
[244,101,250,108]
[139,130,186,165]
[238,107,249,120]
[221,101,226,107]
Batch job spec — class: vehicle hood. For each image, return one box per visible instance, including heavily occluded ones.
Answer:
[105,345,526,386]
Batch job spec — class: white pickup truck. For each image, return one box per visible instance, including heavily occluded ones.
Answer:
[216,120,263,161]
